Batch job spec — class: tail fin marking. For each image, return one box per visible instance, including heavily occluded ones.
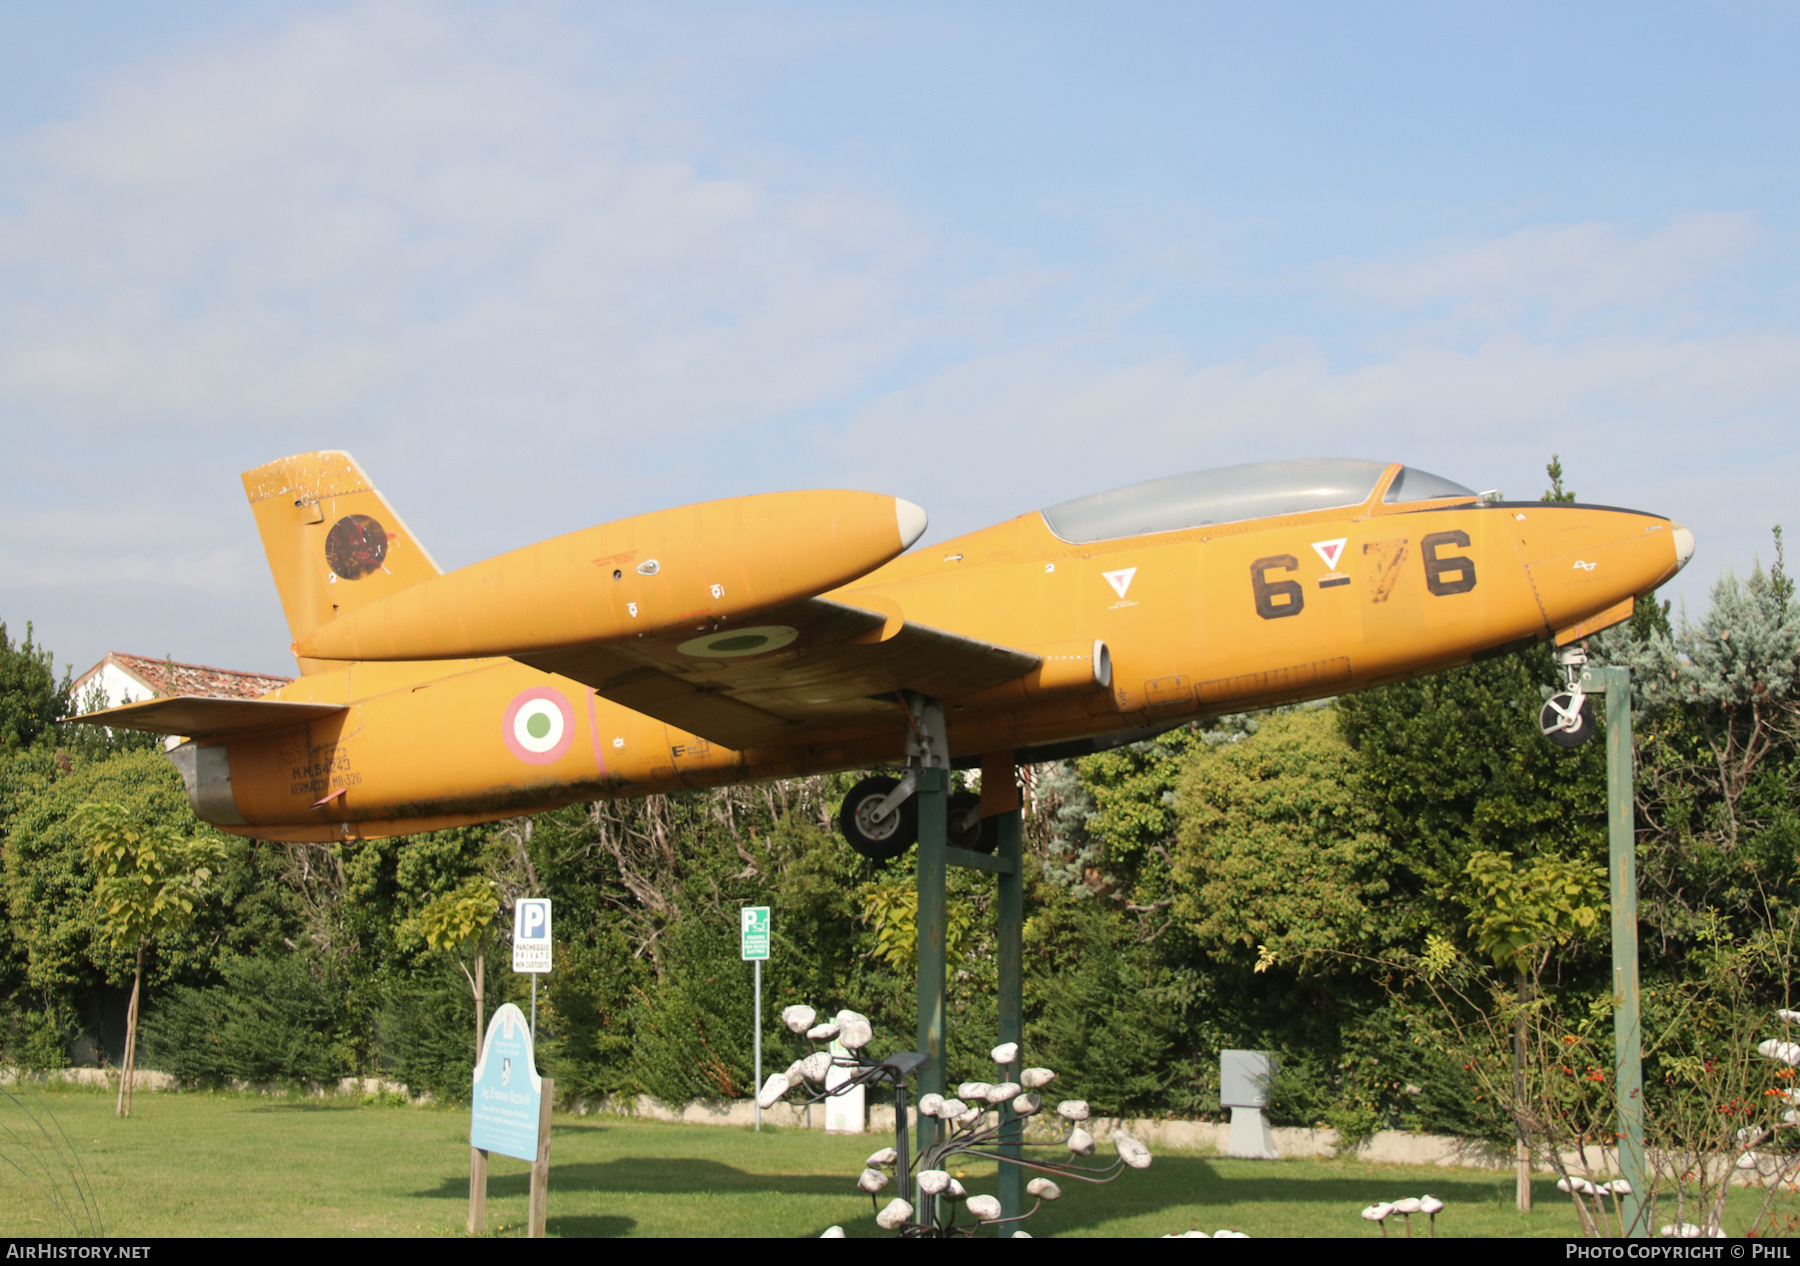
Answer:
[242,451,443,668]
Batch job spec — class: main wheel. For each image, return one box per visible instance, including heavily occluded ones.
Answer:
[947,791,986,852]
[1540,692,1596,747]
[839,776,918,861]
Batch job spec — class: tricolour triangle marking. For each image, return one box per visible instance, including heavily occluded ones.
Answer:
[1103,567,1137,599]
[1311,538,1347,572]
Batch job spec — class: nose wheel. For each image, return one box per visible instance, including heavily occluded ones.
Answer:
[1540,644,1597,747]
[1540,692,1595,746]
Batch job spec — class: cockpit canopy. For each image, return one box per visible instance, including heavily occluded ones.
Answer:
[1039,458,1476,544]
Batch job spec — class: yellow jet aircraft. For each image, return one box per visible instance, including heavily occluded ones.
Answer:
[81,452,1691,854]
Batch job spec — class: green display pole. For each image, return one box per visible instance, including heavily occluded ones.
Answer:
[1589,664,1645,1236]
[915,765,950,1205]
[995,803,1024,1230]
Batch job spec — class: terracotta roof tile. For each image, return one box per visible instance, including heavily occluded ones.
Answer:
[75,653,292,701]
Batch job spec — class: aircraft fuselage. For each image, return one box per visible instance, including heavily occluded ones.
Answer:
[197,467,1686,842]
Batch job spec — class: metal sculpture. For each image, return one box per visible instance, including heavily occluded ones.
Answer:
[759,1005,1152,1238]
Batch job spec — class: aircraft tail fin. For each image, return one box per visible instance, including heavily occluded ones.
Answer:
[242,452,444,668]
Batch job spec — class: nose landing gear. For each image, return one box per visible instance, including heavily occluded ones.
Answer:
[1540,643,1596,747]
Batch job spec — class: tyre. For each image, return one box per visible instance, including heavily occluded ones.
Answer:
[947,791,986,852]
[1540,692,1596,747]
[839,775,918,860]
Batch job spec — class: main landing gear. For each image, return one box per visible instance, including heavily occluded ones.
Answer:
[840,775,919,861]
[839,779,995,860]
[1540,643,1596,747]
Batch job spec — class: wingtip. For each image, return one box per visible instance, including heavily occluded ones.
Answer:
[895,498,929,551]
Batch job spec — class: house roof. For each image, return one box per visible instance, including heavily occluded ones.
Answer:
[71,653,293,706]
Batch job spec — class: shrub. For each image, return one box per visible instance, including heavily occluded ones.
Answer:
[143,953,356,1086]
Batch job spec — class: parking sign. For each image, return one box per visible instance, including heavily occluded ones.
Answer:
[740,906,770,961]
[512,898,552,973]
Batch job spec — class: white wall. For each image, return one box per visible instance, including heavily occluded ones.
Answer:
[73,661,156,712]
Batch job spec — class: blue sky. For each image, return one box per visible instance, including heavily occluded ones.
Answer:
[0,1,1794,675]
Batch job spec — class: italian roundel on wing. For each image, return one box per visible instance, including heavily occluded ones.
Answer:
[503,688,576,765]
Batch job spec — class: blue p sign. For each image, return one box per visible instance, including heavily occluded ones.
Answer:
[513,899,553,973]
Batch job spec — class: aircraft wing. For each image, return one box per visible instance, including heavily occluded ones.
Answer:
[517,598,1040,749]
[71,696,349,737]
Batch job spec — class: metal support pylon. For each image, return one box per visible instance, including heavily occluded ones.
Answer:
[914,765,949,1145]
[1583,663,1645,1236]
[905,691,951,1223]
[903,694,1026,1235]
[995,781,1024,1229]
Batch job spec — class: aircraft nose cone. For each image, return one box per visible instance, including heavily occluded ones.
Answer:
[1672,522,1696,572]
[895,498,929,551]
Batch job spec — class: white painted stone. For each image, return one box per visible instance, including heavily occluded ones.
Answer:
[966,1195,1002,1220]
[801,1051,833,1083]
[1113,1132,1152,1169]
[876,1199,913,1231]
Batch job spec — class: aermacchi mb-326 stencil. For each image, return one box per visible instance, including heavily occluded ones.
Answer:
[80,453,1693,853]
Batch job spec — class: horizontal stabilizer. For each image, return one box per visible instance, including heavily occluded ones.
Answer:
[71,695,347,737]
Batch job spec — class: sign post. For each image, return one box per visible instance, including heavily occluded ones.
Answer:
[512,898,552,1044]
[469,1002,554,1238]
[741,906,770,1131]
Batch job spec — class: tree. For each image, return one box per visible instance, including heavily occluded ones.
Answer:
[1336,643,1609,940]
[1542,454,1577,503]
[1600,537,1800,953]
[1461,849,1609,1211]
[0,620,66,752]
[75,801,223,1116]
[860,877,977,973]
[408,875,501,1061]
[1173,708,1393,968]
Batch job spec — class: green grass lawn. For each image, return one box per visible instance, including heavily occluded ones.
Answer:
[0,1086,1763,1237]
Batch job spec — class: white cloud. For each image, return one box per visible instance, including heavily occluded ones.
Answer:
[0,3,1791,670]
[0,503,263,599]
[822,324,1800,618]
[0,3,1020,668]
[0,2,963,450]
[1320,213,1764,336]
